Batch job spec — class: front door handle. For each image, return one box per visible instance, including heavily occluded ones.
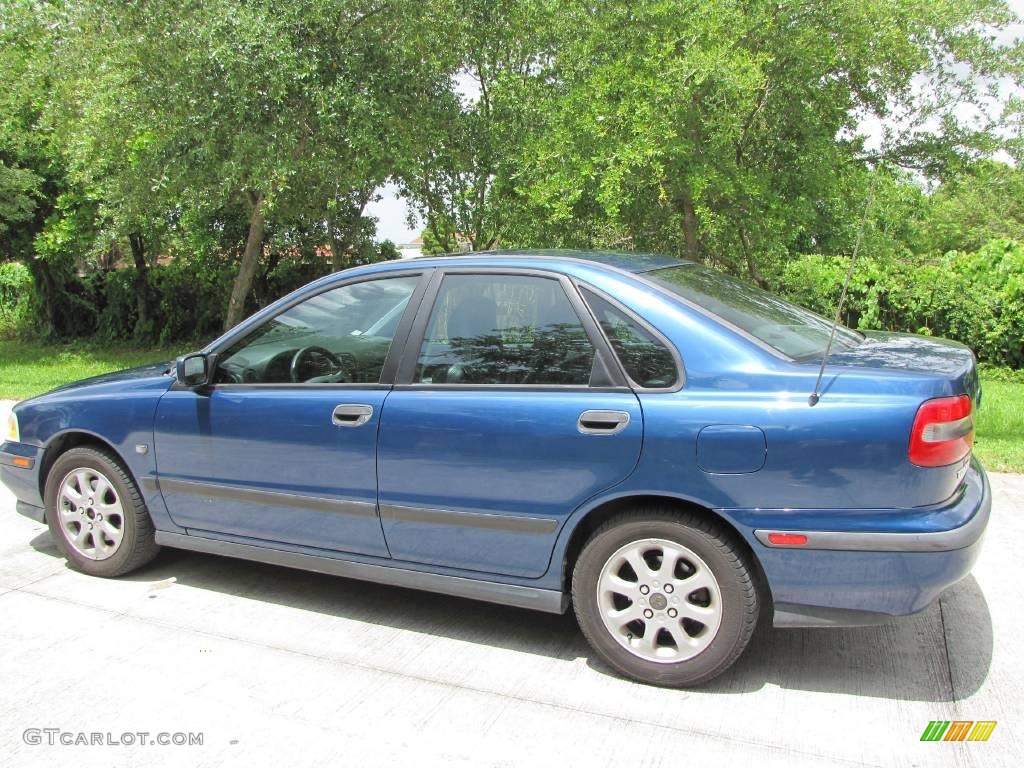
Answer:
[332,404,374,427]
[578,410,630,435]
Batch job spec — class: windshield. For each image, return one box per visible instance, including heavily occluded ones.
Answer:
[645,264,861,359]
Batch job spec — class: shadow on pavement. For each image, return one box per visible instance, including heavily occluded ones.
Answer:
[29,532,992,702]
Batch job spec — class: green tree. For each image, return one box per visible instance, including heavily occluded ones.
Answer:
[400,0,555,253]
[58,0,448,330]
[517,0,1023,282]
[920,161,1024,254]
[419,220,457,255]
[0,0,80,335]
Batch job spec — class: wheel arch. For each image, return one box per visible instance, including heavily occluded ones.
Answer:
[37,429,130,501]
[555,492,771,610]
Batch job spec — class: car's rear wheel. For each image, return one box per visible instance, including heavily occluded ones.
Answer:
[572,509,759,687]
[44,446,159,577]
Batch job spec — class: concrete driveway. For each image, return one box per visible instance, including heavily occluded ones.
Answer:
[0,401,1021,767]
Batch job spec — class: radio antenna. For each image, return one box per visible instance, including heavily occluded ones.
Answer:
[808,171,878,407]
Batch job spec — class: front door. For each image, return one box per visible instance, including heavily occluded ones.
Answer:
[154,272,423,557]
[377,270,643,578]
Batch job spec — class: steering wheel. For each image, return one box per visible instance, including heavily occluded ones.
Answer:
[289,345,345,383]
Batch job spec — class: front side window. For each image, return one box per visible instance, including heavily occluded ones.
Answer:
[216,275,419,384]
[582,289,678,388]
[415,274,596,385]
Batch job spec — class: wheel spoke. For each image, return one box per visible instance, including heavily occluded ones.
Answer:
[59,506,79,523]
[654,547,678,580]
[665,621,699,651]
[608,603,644,627]
[61,485,83,504]
[604,573,640,599]
[100,519,123,545]
[678,600,717,621]
[97,497,121,512]
[634,624,658,654]
[622,548,654,580]
[92,475,113,504]
[75,471,93,496]
[676,570,716,597]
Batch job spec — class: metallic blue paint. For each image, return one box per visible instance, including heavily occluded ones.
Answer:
[377,389,642,577]
[154,387,391,557]
[1,250,991,626]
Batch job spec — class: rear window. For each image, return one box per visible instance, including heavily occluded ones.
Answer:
[645,265,861,359]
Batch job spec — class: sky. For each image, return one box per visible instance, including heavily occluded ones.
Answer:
[366,3,1024,245]
[367,182,419,246]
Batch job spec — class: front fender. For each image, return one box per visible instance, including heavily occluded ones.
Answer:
[13,373,182,533]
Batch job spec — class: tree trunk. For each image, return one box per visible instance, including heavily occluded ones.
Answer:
[26,258,61,336]
[331,235,349,271]
[329,187,373,269]
[679,191,700,260]
[128,233,150,338]
[737,224,769,288]
[224,192,266,331]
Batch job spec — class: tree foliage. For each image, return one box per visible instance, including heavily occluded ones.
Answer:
[512,0,1023,283]
[0,0,1022,347]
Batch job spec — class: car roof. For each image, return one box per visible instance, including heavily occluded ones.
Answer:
[404,249,687,274]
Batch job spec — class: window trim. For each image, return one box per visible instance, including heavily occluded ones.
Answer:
[574,281,686,393]
[394,267,630,392]
[202,270,431,390]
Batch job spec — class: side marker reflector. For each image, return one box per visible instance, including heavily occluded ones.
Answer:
[767,532,808,546]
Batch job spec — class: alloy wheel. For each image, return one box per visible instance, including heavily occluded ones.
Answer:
[57,468,125,561]
[595,537,723,663]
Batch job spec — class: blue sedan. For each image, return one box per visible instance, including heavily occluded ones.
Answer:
[0,250,989,686]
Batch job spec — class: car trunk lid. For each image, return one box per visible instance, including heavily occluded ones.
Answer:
[827,331,980,404]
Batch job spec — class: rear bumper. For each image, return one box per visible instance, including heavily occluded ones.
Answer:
[725,457,990,627]
[752,459,990,553]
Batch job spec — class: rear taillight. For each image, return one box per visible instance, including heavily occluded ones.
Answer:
[909,395,974,467]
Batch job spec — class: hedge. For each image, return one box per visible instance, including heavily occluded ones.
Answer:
[0,261,34,333]
[775,240,1024,368]
[1,252,333,345]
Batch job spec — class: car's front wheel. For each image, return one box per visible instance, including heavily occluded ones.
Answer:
[572,509,759,687]
[44,446,160,577]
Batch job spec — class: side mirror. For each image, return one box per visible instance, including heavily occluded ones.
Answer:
[176,352,215,388]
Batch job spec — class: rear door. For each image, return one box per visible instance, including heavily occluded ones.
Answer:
[377,269,643,578]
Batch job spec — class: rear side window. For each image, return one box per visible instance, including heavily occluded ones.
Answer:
[415,274,596,385]
[646,264,861,359]
[582,289,679,388]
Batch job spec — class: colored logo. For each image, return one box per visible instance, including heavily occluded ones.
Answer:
[920,721,997,742]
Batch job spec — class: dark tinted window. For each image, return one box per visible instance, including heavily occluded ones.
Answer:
[647,265,861,359]
[582,289,678,388]
[217,276,418,384]
[415,274,595,385]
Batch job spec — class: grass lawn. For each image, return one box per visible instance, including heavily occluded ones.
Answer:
[1,338,1021,473]
[973,380,1024,473]
[0,338,190,402]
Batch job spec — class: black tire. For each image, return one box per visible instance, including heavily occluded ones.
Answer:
[572,508,759,687]
[44,446,160,577]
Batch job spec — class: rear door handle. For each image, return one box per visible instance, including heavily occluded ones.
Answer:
[578,410,630,435]
[332,404,374,427]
